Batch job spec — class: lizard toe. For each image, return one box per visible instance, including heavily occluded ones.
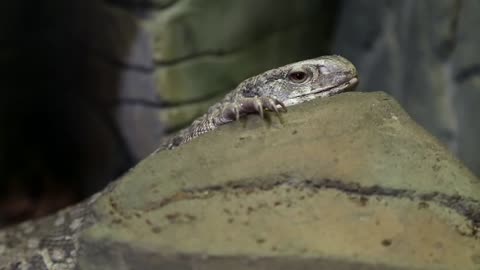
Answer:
[275,99,287,112]
[252,97,264,118]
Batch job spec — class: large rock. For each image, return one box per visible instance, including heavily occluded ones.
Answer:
[74,92,480,269]
[334,0,480,177]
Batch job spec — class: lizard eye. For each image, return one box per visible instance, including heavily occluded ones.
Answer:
[288,71,308,83]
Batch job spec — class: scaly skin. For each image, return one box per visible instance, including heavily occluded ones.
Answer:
[0,55,358,270]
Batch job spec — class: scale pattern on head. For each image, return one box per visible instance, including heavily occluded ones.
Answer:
[238,55,358,106]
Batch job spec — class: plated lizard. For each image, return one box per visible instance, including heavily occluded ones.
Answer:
[0,55,358,269]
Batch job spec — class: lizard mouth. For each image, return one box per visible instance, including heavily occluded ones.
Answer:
[292,76,359,98]
[336,77,359,92]
[313,76,359,95]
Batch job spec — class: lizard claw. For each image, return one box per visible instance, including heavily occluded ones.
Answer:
[253,97,264,119]
[260,96,287,114]
[252,96,286,114]
[276,99,287,112]
[267,98,279,114]
[233,105,240,121]
[220,96,286,122]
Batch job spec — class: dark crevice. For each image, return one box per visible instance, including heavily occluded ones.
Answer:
[103,86,226,108]
[57,32,156,72]
[145,177,480,237]
[152,0,179,10]
[111,97,168,108]
[107,0,179,11]
[154,18,319,67]
[154,48,239,66]
[455,64,480,83]
[434,0,462,59]
[88,46,155,73]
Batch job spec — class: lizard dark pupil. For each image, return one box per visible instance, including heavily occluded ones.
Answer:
[289,72,307,82]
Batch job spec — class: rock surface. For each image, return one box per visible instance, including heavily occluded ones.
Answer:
[334,0,480,177]
[74,92,480,269]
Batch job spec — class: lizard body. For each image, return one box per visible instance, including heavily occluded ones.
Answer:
[0,55,358,269]
[163,55,358,149]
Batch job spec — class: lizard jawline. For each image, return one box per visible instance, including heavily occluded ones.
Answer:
[291,77,358,99]
[282,77,358,106]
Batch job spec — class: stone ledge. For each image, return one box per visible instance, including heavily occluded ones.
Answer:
[80,92,480,270]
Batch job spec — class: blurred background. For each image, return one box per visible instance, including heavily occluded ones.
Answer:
[0,0,478,227]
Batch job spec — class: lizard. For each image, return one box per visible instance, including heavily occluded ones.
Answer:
[162,55,358,150]
[0,55,358,270]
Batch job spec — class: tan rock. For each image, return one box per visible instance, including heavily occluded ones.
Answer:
[79,92,480,270]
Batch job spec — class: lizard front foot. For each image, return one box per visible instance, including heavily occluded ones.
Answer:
[221,96,287,121]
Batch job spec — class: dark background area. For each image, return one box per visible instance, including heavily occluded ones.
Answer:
[0,0,478,227]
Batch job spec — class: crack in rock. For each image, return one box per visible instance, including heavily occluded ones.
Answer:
[144,177,480,237]
[455,64,480,83]
[107,0,179,11]
[153,19,316,67]
[154,48,240,67]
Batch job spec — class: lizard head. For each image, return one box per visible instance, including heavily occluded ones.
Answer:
[249,55,359,106]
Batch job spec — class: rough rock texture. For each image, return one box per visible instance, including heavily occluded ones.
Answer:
[334,0,480,177]
[139,0,338,132]
[64,92,480,269]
